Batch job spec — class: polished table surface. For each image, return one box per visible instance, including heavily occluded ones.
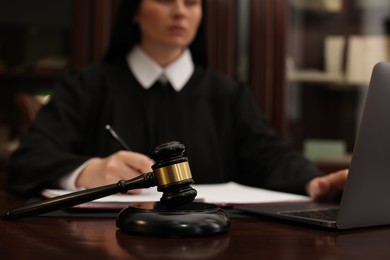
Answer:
[2,190,390,259]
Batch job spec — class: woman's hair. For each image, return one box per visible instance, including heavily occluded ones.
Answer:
[103,0,207,67]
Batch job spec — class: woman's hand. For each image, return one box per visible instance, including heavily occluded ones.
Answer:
[75,151,154,194]
[306,169,348,201]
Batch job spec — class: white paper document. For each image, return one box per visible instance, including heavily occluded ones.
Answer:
[193,182,310,205]
[42,182,310,207]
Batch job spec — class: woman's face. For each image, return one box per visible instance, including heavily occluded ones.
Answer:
[136,0,202,51]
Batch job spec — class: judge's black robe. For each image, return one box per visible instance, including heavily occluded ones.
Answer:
[6,60,322,196]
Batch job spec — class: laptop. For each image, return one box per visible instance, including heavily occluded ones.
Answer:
[237,62,390,229]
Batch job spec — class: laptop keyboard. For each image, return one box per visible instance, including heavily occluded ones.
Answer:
[279,208,339,221]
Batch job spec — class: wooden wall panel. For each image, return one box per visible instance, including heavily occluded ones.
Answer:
[91,0,122,63]
[205,0,237,78]
[249,0,287,136]
[71,0,121,68]
[71,0,91,69]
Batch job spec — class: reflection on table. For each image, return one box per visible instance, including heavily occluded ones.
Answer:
[2,190,390,259]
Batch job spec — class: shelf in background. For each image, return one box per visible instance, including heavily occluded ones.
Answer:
[0,67,65,80]
[287,70,369,88]
[287,70,344,84]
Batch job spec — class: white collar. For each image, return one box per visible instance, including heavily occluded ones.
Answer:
[127,46,194,92]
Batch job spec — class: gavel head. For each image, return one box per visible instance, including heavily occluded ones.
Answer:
[150,141,197,208]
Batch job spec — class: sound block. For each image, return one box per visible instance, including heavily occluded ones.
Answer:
[116,202,230,237]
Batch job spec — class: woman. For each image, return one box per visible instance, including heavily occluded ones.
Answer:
[7,0,347,200]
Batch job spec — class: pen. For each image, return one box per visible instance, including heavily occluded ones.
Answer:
[105,124,131,150]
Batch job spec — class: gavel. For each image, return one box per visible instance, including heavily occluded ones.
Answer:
[1,141,197,220]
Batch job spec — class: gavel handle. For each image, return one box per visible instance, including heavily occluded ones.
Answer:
[1,172,156,221]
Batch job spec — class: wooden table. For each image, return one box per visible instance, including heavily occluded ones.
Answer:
[2,190,390,259]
